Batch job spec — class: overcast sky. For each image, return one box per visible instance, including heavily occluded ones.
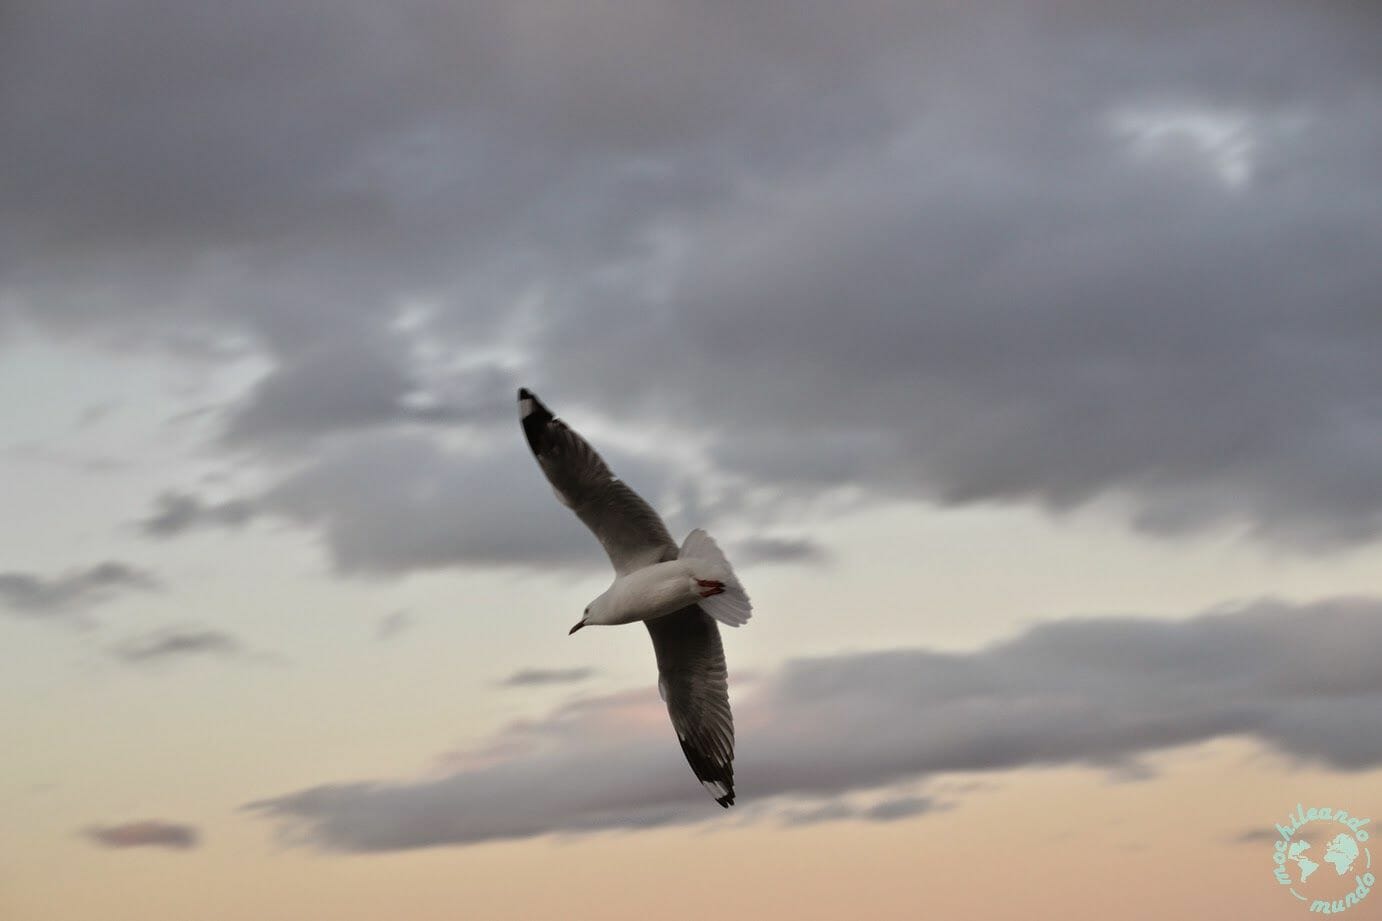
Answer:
[2,3,1381,920]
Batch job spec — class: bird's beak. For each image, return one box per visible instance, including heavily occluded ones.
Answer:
[568,619,587,635]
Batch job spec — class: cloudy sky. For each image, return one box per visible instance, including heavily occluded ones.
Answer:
[2,2,1381,918]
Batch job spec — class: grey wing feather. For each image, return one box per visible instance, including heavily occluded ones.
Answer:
[518,388,676,575]
[646,605,736,807]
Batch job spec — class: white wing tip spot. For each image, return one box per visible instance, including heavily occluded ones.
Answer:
[519,397,535,418]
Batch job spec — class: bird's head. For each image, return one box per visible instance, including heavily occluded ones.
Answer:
[570,593,613,634]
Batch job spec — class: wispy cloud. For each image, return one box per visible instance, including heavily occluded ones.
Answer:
[780,795,942,827]
[248,598,1382,852]
[376,610,413,642]
[0,562,158,619]
[84,821,199,851]
[862,795,940,822]
[499,667,596,688]
[139,491,255,537]
[779,800,859,827]
[113,628,243,664]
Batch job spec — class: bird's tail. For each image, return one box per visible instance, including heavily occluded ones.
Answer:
[679,529,752,627]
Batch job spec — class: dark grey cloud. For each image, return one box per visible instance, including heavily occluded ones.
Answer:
[114,628,243,664]
[543,106,1382,546]
[224,335,422,445]
[0,562,157,618]
[5,1,1382,561]
[500,667,595,688]
[84,821,199,851]
[248,597,1382,852]
[140,415,699,573]
[257,431,688,573]
[139,491,256,537]
[220,338,516,447]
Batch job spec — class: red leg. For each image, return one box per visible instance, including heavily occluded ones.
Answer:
[696,579,725,598]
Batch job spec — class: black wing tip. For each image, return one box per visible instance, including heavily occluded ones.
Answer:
[681,741,736,808]
[517,388,554,454]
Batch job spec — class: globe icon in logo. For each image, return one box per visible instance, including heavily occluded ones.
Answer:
[1325,833,1362,876]
[1286,832,1359,883]
[1271,803,1374,914]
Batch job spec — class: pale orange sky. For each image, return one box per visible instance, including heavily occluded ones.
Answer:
[4,738,1377,920]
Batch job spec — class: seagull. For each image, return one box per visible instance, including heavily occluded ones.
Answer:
[518,388,751,807]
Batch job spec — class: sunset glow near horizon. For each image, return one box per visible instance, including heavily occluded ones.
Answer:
[3,3,1382,919]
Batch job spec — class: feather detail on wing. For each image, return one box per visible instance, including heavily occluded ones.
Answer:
[519,388,675,575]
[646,605,736,807]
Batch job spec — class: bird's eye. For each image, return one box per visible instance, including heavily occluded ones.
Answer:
[584,607,590,615]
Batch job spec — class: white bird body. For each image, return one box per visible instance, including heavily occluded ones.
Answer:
[579,529,751,631]
[588,560,705,626]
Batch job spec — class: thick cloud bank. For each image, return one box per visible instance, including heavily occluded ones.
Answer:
[248,598,1382,851]
[6,1,1382,570]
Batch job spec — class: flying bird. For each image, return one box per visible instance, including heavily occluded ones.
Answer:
[518,388,751,807]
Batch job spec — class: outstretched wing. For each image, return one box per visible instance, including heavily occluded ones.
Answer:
[646,605,736,807]
[519,388,676,575]
[520,389,737,806]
